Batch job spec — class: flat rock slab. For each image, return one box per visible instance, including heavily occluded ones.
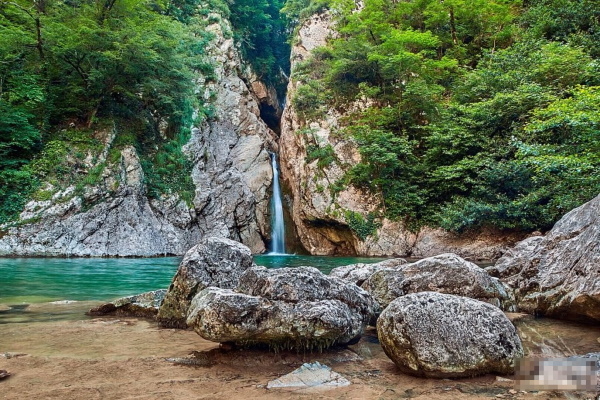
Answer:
[267,362,350,391]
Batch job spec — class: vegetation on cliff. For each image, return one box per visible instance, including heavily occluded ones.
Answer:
[0,0,290,224]
[292,0,600,233]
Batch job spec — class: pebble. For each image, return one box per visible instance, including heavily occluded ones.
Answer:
[0,370,10,380]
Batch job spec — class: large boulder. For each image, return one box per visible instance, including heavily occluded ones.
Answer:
[329,258,407,286]
[186,266,376,350]
[377,292,523,378]
[365,254,513,311]
[157,237,255,328]
[487,194,600,323]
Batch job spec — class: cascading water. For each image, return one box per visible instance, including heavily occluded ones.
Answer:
[269,153,286,255]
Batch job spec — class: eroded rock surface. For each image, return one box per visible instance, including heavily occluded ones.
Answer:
[87,289,167,318]
[186,266,376,349]
[329,258,407,287]
[157,237,255,328]
[487,193,600,323]
[377,292,523,378]
[267,362,351,391]
[365,254,513,311]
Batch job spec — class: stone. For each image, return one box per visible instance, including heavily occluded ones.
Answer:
[329,258,407,286]
[266,362,351,391]
[186,266,376,349]
[157,237,255,328]
[365,254,513,311]
[0,370,10,380]
[377,292,523,378]
[87,289,167,318]
[487,193,600,323]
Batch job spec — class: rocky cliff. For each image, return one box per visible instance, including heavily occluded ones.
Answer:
[279,12,526,258]
[0,16,278,257]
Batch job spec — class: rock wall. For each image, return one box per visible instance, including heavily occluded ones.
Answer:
[0,16,277,257]
[279,12,526,258]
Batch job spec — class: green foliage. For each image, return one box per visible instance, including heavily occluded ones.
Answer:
[227,0,290,95]
[306,143,336,169]
[344,210,381,241]
[520,0,600,58]
[294,0,600,233]
[140,131,196,206]
[0,0,220,222]
[281,0,330,30]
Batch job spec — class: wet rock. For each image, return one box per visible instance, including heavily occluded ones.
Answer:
[329,258,407,286]
[186,266,376,350]
[487,193,600,323]
[377,292,523,378]
[365,254,513,311]
[157,237,255,328]
[87,289,167,318]
[266,362,350,391]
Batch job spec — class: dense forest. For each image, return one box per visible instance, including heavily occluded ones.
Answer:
[1,0,599,235]
[292,0,600,232]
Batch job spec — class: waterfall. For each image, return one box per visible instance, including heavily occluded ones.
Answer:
[270,153,286,255]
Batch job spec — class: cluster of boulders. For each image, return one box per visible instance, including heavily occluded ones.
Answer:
[146,236,523,378]
[92,193,599,380]
[153,236,375,350]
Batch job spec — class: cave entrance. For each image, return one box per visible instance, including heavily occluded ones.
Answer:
[260,103,281,135]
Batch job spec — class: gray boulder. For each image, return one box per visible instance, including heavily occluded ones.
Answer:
[377,292,523,378]
[186,266,376,350]
[487,193,600,323]
[88,289,167,318]
[157,237,255,328]
[365,253,513,311]
[329,258,407,286]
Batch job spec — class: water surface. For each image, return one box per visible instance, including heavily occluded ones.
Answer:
[0,255,388,306]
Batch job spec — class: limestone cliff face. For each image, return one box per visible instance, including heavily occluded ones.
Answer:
[185,19,278,254]
[0,17,276,257]
[279,13,525,258]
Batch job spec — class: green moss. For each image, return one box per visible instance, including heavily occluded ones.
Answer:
[345,211,381,241]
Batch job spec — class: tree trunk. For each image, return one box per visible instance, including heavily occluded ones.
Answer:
[449,7,459,46]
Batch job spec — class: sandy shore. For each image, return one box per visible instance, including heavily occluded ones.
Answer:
[1,310,598,400]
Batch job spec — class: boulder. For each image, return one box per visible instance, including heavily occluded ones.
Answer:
[157,237,255,328]
[87,289,166,318]
[329,258,407,286]
[186,266,376,350]
[365,253,513,311]
[487,194,600,323]
[377,292,523,378]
